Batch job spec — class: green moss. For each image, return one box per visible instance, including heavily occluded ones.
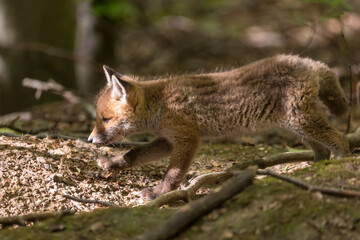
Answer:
[2,146,360,240]
[180,156,360,239]
[0,206,175,240]
[0,127,20,135]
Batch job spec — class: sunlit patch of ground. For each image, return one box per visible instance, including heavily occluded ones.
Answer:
[0,134,314,217]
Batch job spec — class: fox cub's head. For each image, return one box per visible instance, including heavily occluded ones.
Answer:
[88,66,143,145]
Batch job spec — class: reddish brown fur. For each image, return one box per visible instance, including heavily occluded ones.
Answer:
[89,55,350,200]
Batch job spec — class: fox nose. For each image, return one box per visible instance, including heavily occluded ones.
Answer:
[88,136,93,143]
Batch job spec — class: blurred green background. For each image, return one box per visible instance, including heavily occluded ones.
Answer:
[0,0,359,115]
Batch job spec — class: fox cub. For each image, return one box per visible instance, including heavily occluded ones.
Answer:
[88,55,350,200]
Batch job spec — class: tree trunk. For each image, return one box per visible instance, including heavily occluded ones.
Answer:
[0,0,76,115]
[75,1,117,95]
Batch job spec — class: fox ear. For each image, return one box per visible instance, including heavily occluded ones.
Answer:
[103,65,127,87]
[111,75,132,101]
[103,65,136,104]
[103,65,114,86]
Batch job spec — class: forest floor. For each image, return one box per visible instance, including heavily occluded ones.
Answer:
[0,102,360,239]
[0,133,305,216]
[0,135,360,239]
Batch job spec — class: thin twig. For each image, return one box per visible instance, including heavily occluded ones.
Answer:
[356,82,360,105]
[0,41,103,70]
[257,169,360,198]
[109,141,147,148]
[346,63,353,134]
[0,210,74,228]
[299,21,317,55]
[0,132,145,148]
[63,194,119,207]
[340,24,353,134]
[0,132,88,141]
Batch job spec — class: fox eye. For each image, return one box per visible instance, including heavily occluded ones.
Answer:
[102,117,111,123]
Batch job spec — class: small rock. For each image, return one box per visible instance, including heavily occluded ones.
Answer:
[35,199,42,206]
[48,224,66,232]
[52,174,76,186]
[205,164,214,169]
[212,162,220,167]
[220,230,234,239]
[200,225,212,232]
[44,163,52,169]
[312,191,323,200]
[89,222,105,233]
[52,174,62,183]
[36,157,46,163]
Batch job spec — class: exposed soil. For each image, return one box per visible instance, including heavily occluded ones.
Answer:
[0,134,298,217]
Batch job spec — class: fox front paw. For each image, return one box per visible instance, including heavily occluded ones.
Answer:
[141,183,171,201]
[96,156,128,170]
[141,187,161,201]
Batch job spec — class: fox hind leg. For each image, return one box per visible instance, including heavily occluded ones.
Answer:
[288,110,349,160]
[304,138,331,161]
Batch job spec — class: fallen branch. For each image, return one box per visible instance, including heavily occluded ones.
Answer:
[0,123,56,135]
[228,126,360,171]
[22,78,81,103]
[0,132,88,142]
[227,150,314,172]
[135,167,257,240]
[22,78,95,118]
[0,132,145,148]
[147,151,313,208]
[63,194,119,207]
[229,126,360,170]
[148,128,360,207]
[147,171,234,207]
[257,169,360,198]
[0,210,74,228]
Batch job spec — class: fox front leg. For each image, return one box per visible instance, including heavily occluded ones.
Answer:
[97,137,173,169]
[141,135,201,200]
